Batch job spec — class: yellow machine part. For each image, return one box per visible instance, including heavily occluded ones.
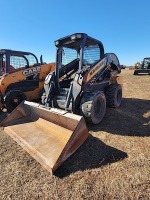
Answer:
[0,62,55,102]
[0,101,89,173]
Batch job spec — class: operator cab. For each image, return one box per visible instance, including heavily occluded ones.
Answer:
[0,49,39,76]
[54,33,120,88]
[54,33,105,88]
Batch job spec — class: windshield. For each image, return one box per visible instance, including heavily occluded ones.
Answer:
[9,54,38,72]
[24,54,38,66]
[143,58,150,69]
[83,44,100,65]
[62,47,78,66]
[61,44,100,67]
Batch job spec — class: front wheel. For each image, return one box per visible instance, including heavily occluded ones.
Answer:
[80,91,106,124]
[4,90,26,112]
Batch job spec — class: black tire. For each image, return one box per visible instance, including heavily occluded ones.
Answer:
[105,84,122,108]
[80,91,106,124]
[4,90,26,112]
[134,70,138,75]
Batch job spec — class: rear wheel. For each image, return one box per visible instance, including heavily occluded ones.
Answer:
[4,90,26,112]
[105,84,122,108]
[80,91,106,124]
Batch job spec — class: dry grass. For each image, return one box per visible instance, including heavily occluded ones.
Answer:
[0,69,150,200]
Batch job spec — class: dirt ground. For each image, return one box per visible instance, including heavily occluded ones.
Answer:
[0,69,150,200]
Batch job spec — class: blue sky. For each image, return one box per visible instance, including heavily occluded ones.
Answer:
[1,0,150,66]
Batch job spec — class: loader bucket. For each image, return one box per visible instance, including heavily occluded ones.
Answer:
[1,101,89,174]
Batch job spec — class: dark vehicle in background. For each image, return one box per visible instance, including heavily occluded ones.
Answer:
[134,57,150,75]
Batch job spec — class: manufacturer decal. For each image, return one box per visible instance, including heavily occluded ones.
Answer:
[86,58,106,81]
[22,66,41,76]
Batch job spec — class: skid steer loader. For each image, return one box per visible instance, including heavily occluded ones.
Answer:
[134,57,150,75]
[1,33,122,174]
[0,49,55,111]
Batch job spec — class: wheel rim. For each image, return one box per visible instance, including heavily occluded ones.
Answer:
[9,94,24,108]
[14,98,19,103]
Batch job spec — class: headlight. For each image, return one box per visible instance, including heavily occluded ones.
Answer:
[55,40,59,46]
[71,35,76,40]
[76,34,82,38]
[71,34,82,40]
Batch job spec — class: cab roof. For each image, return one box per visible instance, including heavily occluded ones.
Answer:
[0,49,36,57]
[54,33,104,54]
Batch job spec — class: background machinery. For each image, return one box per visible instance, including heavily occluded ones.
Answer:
[0,49,55,111]
[1,33,122,173]
[134,57,150,75]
